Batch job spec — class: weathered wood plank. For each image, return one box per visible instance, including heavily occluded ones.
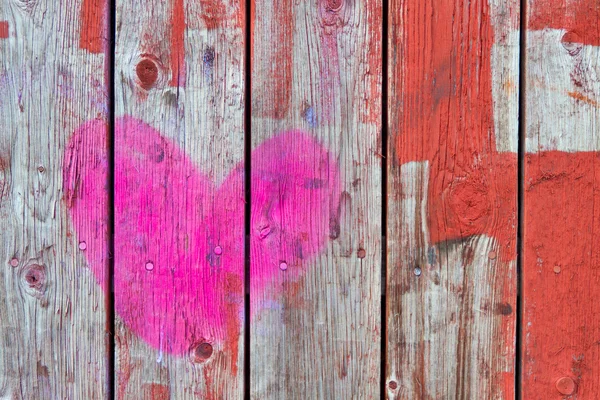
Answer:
[0,0,110,398]
[386,0,519,398]
[250,0,383,397]
[523,0,600,397]
[112,0,245,398]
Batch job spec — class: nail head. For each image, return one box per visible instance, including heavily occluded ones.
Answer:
[488,251,497,260]
[388,380,398,390]
[279,261,288,271]
[553,265,561,274]
[414,267,422,276]
[214,246,223,255]
[556,376,576,395]
[9,258,19,267]
[357,248,366,259]
[78,241,87,250]
[145,261,154,271]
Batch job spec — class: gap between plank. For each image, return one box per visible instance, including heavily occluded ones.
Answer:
[243,0,252,398]
[380,0,389,397]
[516,0,527,398]
[108,0,117,397]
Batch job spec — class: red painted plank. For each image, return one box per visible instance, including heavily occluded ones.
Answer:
[523,0,600,395]
[386,0,518,397]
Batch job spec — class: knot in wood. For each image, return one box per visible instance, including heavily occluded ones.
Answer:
[21,264,47,296]
[191,342,213,363]
[136,58,159,90]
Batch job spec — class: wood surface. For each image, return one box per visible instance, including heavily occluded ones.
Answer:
[3,0,600,397]
[522,0,600,397]
[0,0,110,398]
[250,0,383,398]
[385,0,519,398]
[112,0,246,398]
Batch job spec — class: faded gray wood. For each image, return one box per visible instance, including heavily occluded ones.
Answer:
[250,0,383,398]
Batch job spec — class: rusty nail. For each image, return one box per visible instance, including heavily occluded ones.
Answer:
[488,251,497,260]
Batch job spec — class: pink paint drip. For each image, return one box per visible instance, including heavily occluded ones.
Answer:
[64,117,339,355]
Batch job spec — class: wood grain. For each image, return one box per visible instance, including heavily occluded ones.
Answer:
[386,0,519,398]
[522,0,600,397]
[250,0,383,398]
[114,0,245,398]
[0,0,110,398]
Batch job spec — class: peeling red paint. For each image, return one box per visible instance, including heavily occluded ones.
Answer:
[142,383,170,400]
[170,0,186,87]
[251,0,293,119]
[0,21,8,39]
[395,0,517,262]
[199,0,226,29]
[80,0,106,53]
[530,0,600,45]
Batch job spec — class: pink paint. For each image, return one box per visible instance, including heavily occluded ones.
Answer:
[64,117,339,356]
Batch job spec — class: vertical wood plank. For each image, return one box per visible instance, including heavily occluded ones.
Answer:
[113,0,245,398]
[386,0,519,398]
[0,0,110,398]
[250,0,382,397]
[523,0,600,397]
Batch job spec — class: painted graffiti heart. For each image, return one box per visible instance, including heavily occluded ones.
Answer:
[63,116,340,356]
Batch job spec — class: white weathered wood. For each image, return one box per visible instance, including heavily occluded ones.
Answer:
[0,0,110,398]
[250,0,383,397]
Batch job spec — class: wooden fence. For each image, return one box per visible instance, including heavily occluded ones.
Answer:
[0,0,598,398]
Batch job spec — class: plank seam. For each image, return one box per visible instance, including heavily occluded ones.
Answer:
[244,0,251,397]
[516,0,527,397]
[381,0,389,398]
[108,0,116,397]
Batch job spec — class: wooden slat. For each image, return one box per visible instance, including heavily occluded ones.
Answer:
[0,0,110,398]
[113,0,245,398]
[523,0,600,397]
[386,0,519,398]
[250,0,382,397]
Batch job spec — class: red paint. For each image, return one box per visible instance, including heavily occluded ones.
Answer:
[170,0,186,87]
[395,0,517,261]
[251,0,293,119]
[0,21,8,39]
[391,1,517,397]
[363,4,381,123]
[523,151,600,398]
[142,383,170,400]
[530,0,600,45]
[199,0,226,29]
[79,0,106,53]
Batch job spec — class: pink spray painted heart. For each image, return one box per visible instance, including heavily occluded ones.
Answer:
[63,116,339,356]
